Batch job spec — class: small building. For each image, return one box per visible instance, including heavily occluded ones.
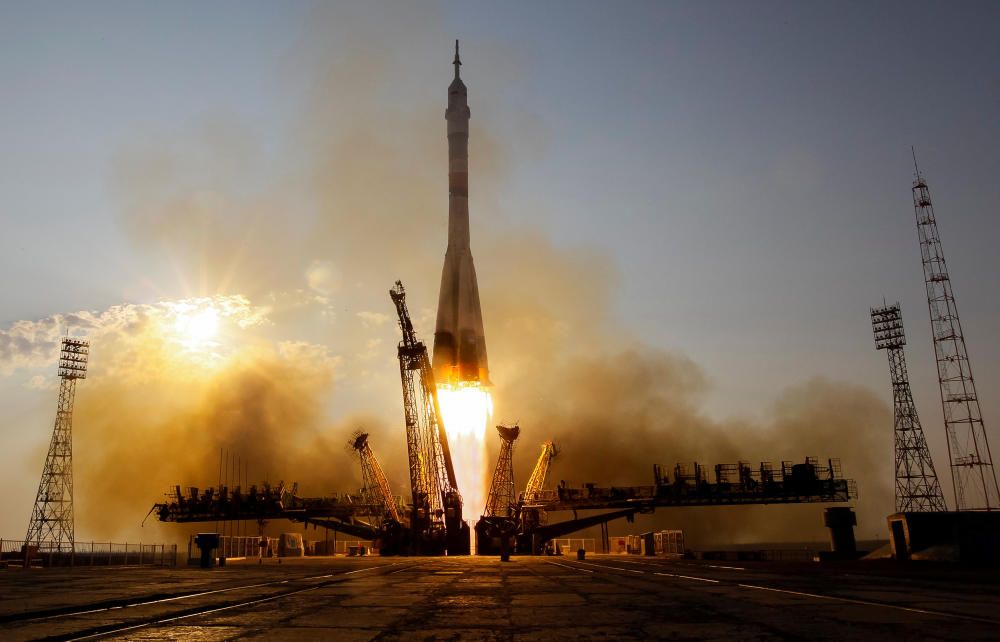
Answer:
[888,512,1000,562]
[278,533,305,557]
[614,530,685,556]
[655,530,685,555]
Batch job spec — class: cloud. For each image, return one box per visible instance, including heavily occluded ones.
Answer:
[0,296,270,375]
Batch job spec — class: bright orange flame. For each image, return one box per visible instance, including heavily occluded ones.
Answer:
[437,382,492,516]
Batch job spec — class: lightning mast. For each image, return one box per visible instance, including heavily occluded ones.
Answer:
[871,303,947,512]
[911,153,999,510]
[25,337,89,552]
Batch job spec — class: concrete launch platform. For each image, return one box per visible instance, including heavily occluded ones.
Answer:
[1,555,998,640]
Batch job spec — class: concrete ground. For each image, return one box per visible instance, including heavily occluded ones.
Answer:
[1,554,999,640]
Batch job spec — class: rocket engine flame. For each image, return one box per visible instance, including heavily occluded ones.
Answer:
[436,383,493,438]
[437,381,492,515]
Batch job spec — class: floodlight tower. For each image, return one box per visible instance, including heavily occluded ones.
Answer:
[911,153,999,510]
[871,303,947,512]
[25,337,89,552]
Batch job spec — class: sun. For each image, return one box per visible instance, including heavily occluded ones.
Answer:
[174,307,220,350]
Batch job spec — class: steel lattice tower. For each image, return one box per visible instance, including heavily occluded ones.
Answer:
[911,155,999,510]
[523,441,557,503]
[484,424,519,518]
[349,431,401,525]
[390,281,470,554]
[25,337,89,552]
[872,304,948,512]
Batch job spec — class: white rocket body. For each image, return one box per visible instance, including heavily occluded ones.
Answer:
[433,42,490,386]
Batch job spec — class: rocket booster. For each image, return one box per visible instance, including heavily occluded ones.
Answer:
[432,41,490,386]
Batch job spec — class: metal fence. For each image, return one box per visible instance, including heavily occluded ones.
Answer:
[550,538,597,553]
[186,535,272,564]
[0,539,178,568]
[185,535,378,562]
[217,535,264,559]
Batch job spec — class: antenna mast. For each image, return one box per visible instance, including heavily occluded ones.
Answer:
[911,156,999,510]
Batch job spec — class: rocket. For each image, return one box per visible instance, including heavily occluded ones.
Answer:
[432,41,490,386]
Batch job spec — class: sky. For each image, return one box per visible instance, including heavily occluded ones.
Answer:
[1,0,999,544]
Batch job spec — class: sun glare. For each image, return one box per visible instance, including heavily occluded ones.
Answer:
[174,306,220,351]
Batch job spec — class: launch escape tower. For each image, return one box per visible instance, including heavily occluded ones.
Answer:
[911,155,1000,510]
[484,424,520,518]
[25,337,89,552]
[390,281,471,554]
[871,304,947,512]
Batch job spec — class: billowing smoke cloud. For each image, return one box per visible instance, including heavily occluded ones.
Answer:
[0,297,392,541]
[3,5,892,546]
[477,228,892,543]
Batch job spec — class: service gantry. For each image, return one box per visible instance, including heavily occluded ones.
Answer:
[350,431,402,525]
[871,303,948,512]
[25,337,89,553]
[516,440,558,543]
[512,456,856,555]
[390,281,470,554]
[152,481,380,540]
[484,424,520,518]
[523,440,557,504]
[911,153,999,510]
[475,424,521,555]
